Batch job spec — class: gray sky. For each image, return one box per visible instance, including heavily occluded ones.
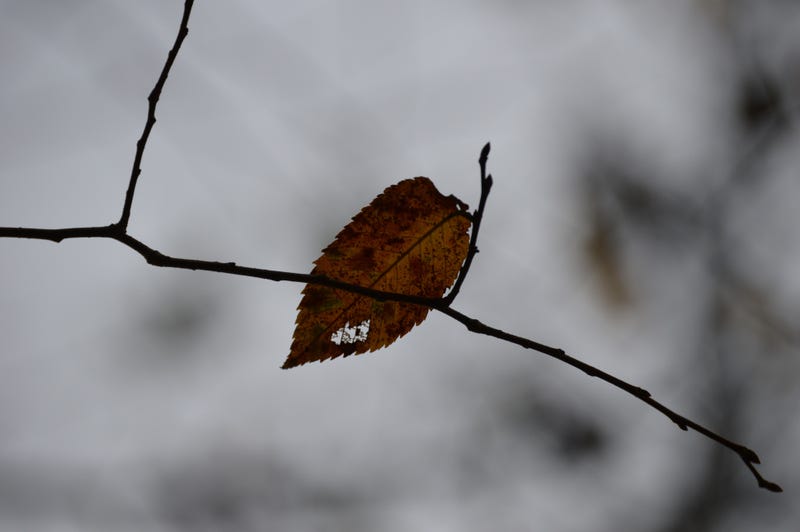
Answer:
[1,1,799,530]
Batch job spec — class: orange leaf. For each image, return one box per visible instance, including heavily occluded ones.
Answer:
[283,177,471,368]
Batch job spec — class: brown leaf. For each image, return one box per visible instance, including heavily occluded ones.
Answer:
[283,177,471,368]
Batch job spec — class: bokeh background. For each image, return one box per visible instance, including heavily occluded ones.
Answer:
[2,1,799,530]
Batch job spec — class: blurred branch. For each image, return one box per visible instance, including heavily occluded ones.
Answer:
[0,0,782,494]
[723,271,800,348]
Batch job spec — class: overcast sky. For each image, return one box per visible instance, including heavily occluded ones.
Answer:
[2,1,799,531]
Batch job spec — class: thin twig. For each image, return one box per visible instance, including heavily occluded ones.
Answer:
[437,306,782,493]
[445,141,492,304]
[118,0,195,229]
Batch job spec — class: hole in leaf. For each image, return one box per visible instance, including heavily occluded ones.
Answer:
[330,320,370,345]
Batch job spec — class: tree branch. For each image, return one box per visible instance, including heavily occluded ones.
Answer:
[437,306,782,493]
[0,225,443,308]
[445,141,492,305]
[118,0,195,229]
[0,0,782,493]
[0,219,783,493]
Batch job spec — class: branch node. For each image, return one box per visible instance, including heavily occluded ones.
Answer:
[741,447,760,464]
[633,386,651,399]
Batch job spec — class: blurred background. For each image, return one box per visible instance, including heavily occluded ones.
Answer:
[1,0,799,530]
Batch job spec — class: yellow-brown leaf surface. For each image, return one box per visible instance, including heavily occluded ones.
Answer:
[283,177,471,368]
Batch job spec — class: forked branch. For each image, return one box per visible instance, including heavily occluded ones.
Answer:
[0,0,781,493]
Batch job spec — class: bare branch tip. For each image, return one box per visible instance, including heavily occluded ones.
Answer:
[480,142,491,164]
[763,481,783,493]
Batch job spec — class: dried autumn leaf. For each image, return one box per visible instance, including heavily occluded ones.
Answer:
[283,177,471,368]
